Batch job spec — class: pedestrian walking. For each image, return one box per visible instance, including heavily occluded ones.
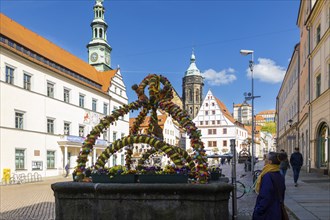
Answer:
[221,157,226,165]
[253,152,289,220]
[290,147,303,187]
[279,149,290,177]
[227,157,231,165]
[65,163,69,178]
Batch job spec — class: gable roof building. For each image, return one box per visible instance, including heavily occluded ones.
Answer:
[0,0,129,179]
[186,90,249,163]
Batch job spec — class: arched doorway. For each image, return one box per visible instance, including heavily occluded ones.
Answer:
[316,122,329,169]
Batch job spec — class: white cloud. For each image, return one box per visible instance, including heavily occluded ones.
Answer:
[201,68,237,86]
[247,58,286,84]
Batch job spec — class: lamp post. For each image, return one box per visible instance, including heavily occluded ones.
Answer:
[240,49,260,173]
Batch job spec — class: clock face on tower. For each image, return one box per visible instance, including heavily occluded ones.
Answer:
[90,52,98,62]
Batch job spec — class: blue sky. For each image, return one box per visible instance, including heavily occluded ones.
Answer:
[2,0,300,116]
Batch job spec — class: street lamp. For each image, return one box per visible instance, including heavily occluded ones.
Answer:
[240,49,260,173]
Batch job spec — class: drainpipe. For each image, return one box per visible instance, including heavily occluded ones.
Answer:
[307,25,311,173]
[296,45,300,150]
[276,97,279,150]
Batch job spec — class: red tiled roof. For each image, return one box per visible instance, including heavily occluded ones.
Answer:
[255,115,265,121]
[129,114,168,130]
[215,98,236,124]
[257,110,275,115]
[0,13,116,93]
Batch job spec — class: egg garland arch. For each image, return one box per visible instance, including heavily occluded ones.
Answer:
[94,134,195,172]
[137,143,195,171]
[74,74,208,183]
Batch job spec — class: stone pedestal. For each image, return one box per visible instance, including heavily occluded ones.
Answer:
[51,182,233,220]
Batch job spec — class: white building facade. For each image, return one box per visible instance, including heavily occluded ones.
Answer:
[0,1,129,180]
[233,102,252,125]
[186,90,248,160]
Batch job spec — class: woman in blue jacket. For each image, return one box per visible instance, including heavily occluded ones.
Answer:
[253,152,287,220]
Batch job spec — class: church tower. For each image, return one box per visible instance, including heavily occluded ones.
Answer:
[182,51,204,119]
[87,0,112,71]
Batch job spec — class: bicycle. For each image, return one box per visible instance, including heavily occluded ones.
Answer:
[233,169,262,199]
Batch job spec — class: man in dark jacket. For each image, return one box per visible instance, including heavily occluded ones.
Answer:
[279,149,290,178]
[290,147,303,187]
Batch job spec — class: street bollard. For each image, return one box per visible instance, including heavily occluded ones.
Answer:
[230,139,237,220]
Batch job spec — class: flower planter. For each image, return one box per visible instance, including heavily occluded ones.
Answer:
[138,174,188,183]
[91,173,137,183]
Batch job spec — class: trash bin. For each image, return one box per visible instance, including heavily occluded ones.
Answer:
[244,161,251,172]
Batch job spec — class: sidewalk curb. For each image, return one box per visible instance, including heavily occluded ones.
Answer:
[285,195,318,220]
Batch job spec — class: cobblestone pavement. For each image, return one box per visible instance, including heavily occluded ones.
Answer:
[0,177,70,220]
[1,163,328,220]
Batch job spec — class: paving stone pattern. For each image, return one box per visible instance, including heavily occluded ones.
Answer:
[0,162,328,220]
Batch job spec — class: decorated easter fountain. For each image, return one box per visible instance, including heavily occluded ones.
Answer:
[51,74,232,220]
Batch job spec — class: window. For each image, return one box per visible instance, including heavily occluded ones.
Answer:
[223,140,227,147]
[47,82,54,98]
[200,121,203,125]
[47,151,55,169]
[103,130,108,140]
[47,119,54,134]
[79,94,85,107]
[64,122,70,135]
[79,125,84,137]
[212,110,215,115]
[15,149,25,169]
[64,88,70,103]
[316,24,321,44]
[205,121,209,125]
[121,154,124,165]
[15,112,24,129]
[208,141,212,147]
[112,155,117,166]
[217,120,220,124]
[208,129,212,135]
[5,66,14,84]
[23,74,31,90]
[205,111,208,115]
[212,141,217,147]
[195,89,199,102]
[212,120,215,125]
[92,99,97,112]
[213,129,217,134]
[316,74,321,97]
[103,103,108,115]
[223,128,227,134]
[113,132,117,141]
[189,89,192,102]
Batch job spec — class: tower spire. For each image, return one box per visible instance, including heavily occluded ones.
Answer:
[182,50,204,119]
[87,0,112,71]
[185,49,200,76]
